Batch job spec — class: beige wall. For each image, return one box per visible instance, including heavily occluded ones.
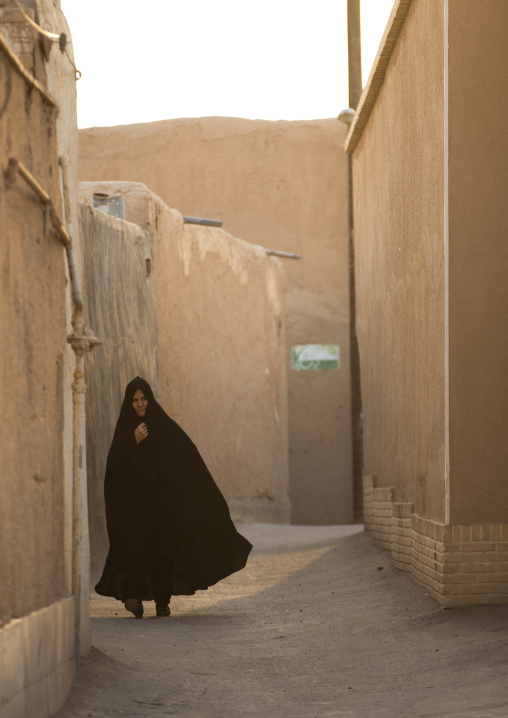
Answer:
[351,0,446,523]
[1,2,80,712]
[79,182,290,560]
[79,203,160,574]
[447,0,508,524]
[79,118,353,524]
[0,25,67,629]
[153,201,290,523]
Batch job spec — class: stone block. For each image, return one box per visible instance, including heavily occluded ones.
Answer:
[362,474,377,489]
[444,551,481,563]
[471,525,483,541]
[0,619,25,704]
[460,542,498,552]
[478,572,508,583]
[492,524,503,541]
[482,524,492,541]
[450,525,461,543]
[23,678,49,718]
[485,551,508,561]
[459,562,496,574]
[0,599,75,718]
[461,583,498,594]
[373,487,395,502]
[393,502,413,519]
[445,572,478,584]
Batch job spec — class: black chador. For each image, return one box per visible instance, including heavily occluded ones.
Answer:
[95,377,252,618]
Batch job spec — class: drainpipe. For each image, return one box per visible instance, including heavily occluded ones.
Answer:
[345,0,364,520]
[59,155,101,659]
[67,304,99,659]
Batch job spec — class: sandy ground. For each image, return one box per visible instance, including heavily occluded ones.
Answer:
[55,524,508,718]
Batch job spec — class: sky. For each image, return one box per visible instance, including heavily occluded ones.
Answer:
[60,0,395,129]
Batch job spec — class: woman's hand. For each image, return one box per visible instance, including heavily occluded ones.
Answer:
[134,423,149,445]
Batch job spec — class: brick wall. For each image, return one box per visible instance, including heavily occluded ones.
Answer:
[363,475,508,607]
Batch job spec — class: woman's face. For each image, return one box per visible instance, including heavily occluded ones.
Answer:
[132,389,148,417]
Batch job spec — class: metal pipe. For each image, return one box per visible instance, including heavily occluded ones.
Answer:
[265,249,302,260]
[346,1,364,521]
[182,215,223,227]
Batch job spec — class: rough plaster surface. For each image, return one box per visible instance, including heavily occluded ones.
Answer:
[352,0,508,528]
[80,185,290,573]
[0,34,67,627]
[78,117,353,525]
[37,0,81,598]
[352,0,446,522]
[151,198,290,523]
[80,204,160,573]
[447,0,508,524]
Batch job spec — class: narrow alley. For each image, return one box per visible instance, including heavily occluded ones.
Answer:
[57,524,508,718]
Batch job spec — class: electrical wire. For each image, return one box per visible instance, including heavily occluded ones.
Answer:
[65,47,81,80]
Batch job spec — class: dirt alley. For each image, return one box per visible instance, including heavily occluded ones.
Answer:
[55,524,508,718]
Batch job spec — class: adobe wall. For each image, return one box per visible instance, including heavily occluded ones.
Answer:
[351,0,446,523]
[79,204,160,575]
[348,0,508,606]
[447,0,508,524]
[0,23,67,631]
[36,0,83,606]
[0,1,78,713]
[78,118,353,524]
[80,182,290,575]
[151,198,290,525]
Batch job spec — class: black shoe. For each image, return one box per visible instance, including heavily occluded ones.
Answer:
[125,598,144,618]
[156,604,171,617]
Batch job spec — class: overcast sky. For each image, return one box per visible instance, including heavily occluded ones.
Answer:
[60,0,394,129]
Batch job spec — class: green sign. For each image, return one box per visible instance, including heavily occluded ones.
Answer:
[291,344,340,371]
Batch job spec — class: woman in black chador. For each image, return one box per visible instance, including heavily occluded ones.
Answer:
[95,377,253,619]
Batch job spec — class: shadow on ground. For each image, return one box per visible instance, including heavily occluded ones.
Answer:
[55,524,508,718]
